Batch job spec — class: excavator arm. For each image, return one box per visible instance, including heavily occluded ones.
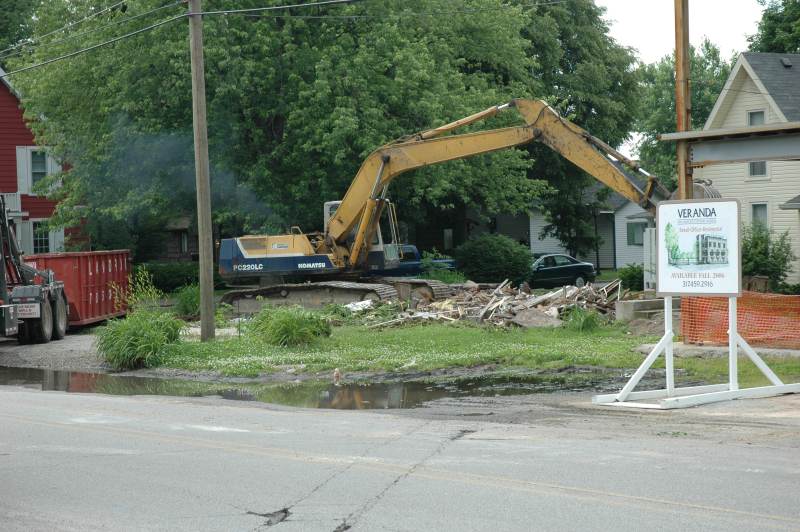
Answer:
[327,99,670,268]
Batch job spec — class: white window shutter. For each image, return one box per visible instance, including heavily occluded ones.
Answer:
[46,153,60,175]
[17,221,33,255]
[50,228,65,252]
[16,147,30,194]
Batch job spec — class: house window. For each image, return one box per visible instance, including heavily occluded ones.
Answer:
[749,161,767,177]
[748,110,765,126]
[180,231,188,254]
[31,151,48,189]
[626,223,646,246]
[752,203,768,227]
[33,221,50,254]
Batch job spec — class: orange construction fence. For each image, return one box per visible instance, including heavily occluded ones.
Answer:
[681,291,800,350]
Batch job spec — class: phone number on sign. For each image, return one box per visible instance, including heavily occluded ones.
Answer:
[682,280,713,288]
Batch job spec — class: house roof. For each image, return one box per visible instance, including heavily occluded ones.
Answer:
[780,194,800,210]
[742,52,800,122]
[0,66,19,98]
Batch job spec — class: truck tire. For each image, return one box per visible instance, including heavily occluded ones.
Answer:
[52,295,68,340]
[17,321,31,345]
[31,301,53,344]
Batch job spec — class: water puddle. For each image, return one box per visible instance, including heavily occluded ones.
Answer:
[0,366,626,410]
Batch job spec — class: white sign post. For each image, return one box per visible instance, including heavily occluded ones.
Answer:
[594,199,800,409]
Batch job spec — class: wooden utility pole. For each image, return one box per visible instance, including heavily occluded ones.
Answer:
[674,0,692,199]
[188,0,215,341]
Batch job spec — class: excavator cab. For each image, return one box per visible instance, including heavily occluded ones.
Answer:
[323,200,401,271]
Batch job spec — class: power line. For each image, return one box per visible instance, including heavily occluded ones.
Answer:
[1,14,185,79]
[199,0,364,16]
[0,0,130,57]
[0,1,183,63]
[234,0,569,19]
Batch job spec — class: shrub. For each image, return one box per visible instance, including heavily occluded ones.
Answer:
[215,303,234,328]
[564,306,601,332]
[248,306,331,346]
[742,224,795,288]
[96,310,184,370]
[618,263,644,291]
[111,268,164,312]
[454,234,531,283]
[174,284,201,319]
[135,262,225,293]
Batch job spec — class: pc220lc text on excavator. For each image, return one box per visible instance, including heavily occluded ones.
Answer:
[219,98,673,309]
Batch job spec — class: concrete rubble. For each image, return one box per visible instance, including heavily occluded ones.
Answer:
[367,279,626,328]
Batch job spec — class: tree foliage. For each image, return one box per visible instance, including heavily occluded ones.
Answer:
[0,0,35,61]
[9,0,639,258]
[520,0,640,258]
[635,39,732,189]
[749,0,800,53]
[742,223,795,287]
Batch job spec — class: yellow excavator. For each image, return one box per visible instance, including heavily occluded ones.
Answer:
[220,98,672,308]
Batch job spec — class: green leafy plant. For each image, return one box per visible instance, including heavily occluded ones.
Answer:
[174,284,201,319]
[454,234,532,283]
[248,306,331,347]
[742,224,795,288]
[564,306,601,332]
[135,262,225,293]
[419,250,466,284]
[215,303,234,328]
[96,310,184,370]
[111,267,164,312]
[618,263,645,292]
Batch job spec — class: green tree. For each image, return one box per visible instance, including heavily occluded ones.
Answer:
[742,223,795,287]
[519,0,640,258]
[0,0,35,64]
[749,0,800,53]
[635,39,732,189]
[665,223,680,262]
[9,0,549,257]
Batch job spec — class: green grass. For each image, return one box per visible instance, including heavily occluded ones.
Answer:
[159,323,655,377]
[154,320,800,387]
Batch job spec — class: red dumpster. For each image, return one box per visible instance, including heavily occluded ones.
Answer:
[24,250,130,326]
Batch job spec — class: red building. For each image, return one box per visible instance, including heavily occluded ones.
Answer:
[0,65,64,255]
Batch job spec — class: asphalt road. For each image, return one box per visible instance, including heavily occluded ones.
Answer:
[1,387,799,531]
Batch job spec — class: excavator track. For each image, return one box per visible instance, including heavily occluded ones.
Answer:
[221,281,399,313]
[375,277,455,303]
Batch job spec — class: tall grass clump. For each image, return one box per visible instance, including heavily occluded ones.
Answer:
[174,284,201,319]
[100,268,183,370]
[96,310,184,370]
[248,306,331,347]
[564,306,601,332]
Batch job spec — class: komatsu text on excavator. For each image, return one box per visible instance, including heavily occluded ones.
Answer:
[219,98,672,308]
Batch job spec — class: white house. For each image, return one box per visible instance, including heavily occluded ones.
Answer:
[526,184,650,270]
[693,52,800,283]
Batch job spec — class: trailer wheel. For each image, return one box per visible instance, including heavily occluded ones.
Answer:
[31,301,53,344]
[52,295,68,340]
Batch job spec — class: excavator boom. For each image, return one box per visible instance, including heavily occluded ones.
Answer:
[329,99,670,268]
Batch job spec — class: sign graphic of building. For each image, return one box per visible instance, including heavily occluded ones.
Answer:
[694,234,728,265]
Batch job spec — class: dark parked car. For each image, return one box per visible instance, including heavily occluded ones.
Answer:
[530,254,596,288]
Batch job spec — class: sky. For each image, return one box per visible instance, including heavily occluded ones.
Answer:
[596,0,765,64]
[594,0,766,156]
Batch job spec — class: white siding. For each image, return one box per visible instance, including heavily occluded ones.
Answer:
[696,62,800,283]
[529,210,615,268]
[528,209,568,256]
[695,160,800,283]
[718,75,780,129]
[614,202,649,267]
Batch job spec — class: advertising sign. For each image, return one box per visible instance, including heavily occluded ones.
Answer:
[657,199,741,296]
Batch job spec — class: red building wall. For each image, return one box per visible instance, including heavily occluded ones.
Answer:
[0,81,57,219]
[0,81,34,192]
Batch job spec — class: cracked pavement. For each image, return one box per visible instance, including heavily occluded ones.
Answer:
[1,387,799,531]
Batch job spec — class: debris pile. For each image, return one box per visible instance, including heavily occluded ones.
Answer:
[367,279,626,328]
